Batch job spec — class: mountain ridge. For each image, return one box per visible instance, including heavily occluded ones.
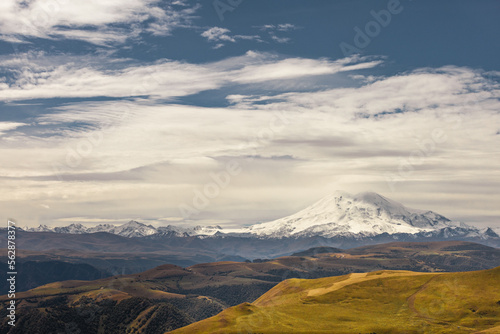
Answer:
[244,191,461,238]
[21,191,498,243]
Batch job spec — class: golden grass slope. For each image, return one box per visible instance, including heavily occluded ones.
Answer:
[169,267,500,334]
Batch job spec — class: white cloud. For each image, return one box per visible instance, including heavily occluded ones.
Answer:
[230,57,382,84]
[273,66,496,118]
[276,24,297,31]
[257,23,298,32]
[0,54,499,228]
[0,0,199,45]
[201,27,236,42]
[0,52,379,101]
[201,27,262,48]
[270,35,291,43]
[0,122,26,136]
[0,56,222,101]
[256,23,299,44]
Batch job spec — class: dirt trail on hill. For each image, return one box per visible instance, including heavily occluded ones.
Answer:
[406,275,440,320]
[307,273,367,297]
[406,275,476,331]
[306,271,432,297]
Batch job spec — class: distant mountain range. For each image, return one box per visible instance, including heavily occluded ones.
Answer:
[23,191,499,243]
[24,221,224,238]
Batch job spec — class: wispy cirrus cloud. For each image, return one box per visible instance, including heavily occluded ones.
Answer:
[201,27,262,48]
[0,0,200,45]
[0,122,26,136]
[230,55,382,84]
[0,52,380,101]
[257,23,299,43]
[200,24,299,48]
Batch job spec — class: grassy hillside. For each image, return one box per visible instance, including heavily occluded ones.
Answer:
[170,267,500,334]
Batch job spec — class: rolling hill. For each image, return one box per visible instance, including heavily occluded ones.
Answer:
[170,266,500,333]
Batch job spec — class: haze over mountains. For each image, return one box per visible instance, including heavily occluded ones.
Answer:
[24,191,499,242]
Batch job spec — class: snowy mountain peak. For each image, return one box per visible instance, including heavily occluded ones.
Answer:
[193,225,223,233]
[123,220,148,227]
[26,220,226,238]
[354,192,408,212]
[25,224,53,232]
[53,223,88,234]
[245,191,458,238]
[482,227,500,238]
[110,220,158,238]
[88,224,115,233]
[156,224,224,236]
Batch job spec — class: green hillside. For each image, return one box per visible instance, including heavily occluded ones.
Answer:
[170,267,500,334]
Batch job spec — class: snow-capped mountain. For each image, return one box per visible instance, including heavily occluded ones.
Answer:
[53,223,89,234]
[25,221,224,238]
[244,191,465,238]
[100,221,158,238]
[156,225,223,237]
[24,224,54,232]
[481,227,500,239]
[25,221,157,237]
[87,224,116,233]
[25,223,91,234]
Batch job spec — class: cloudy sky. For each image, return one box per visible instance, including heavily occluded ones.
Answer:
[0,0,499,229]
